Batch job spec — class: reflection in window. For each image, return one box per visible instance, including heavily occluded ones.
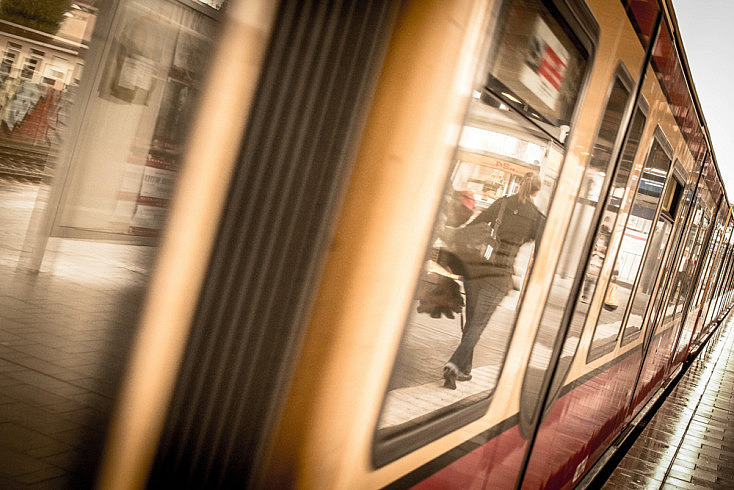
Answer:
[592,137,672,350]
[676,204,712,357]
[57,0,219,237]
[20,49,44,81]
[712,224,734,317]
[665,202,703,325]
[0,41,20,76]
[702,219,728,328]
[488,0,587,142]
[519,71,643,431]
[689,210,721,342]
[621,215,672,343]
[373,0,589,464]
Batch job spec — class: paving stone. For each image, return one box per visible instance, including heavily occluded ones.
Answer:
[606,311,734,487]
[0,180,154,487]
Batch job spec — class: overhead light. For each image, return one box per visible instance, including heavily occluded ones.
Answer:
[501,92,521,104]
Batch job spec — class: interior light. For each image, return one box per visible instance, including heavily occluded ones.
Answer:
[501,92,521,104]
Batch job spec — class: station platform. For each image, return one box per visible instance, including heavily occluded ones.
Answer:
[0,178,154,488]
[600,310,734,488]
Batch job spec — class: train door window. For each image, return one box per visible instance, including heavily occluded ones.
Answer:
[693,211,723,318]
[711,225,734,319]
[664,199,703,326]
[630,171,685,342]
[703,214,729,327]
[373,0,594,465]
[591,132,672,349]
[519,70,644,428]
[677,206,713,357]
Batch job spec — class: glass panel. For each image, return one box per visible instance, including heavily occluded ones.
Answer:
[56,0,221,237]
[621,215,672,343]
[593,137,671,350]
[675,208,710,359]
[664,201,702,325]
[540,101,646,377]
[703,217,728,327]
[0,0,230,486]
[709,226,731,320]
[621,0,659,46]
[487,0,588,143]
[374,0,588,456]
[640,175,688,338]
[0,41,20,76]
[520,78,644,425]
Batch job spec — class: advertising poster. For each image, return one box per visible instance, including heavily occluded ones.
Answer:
[519,17,569,111]
[128,153,178,235]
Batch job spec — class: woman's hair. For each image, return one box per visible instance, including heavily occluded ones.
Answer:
[518,172,541,203]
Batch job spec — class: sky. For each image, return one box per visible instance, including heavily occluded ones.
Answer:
[671,0,734,199]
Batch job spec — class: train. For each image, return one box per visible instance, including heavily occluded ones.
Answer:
[93,0,734,488]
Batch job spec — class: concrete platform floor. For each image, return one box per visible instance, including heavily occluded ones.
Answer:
[604,310,734,489]
[0,178,155,488]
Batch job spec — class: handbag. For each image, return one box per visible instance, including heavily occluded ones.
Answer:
[416,271,464,319]
[448,197,507,264]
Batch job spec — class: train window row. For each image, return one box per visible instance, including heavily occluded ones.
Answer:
[583,100,647,361]
[373,0,593,465]
[520,64,641,432]
[371,0,732,476]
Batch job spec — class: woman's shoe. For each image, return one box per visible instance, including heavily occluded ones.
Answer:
[443,365,457,389]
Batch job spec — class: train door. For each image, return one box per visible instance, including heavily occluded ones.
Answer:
[622,161,687,419]
[686,199,727,352]
[657,166,708,375]
[699,211,732,321]
[672,165,716,363]
[642,164,699,378]
[711,223,734,319]
[98,0,400,487]
[513,0,655,486]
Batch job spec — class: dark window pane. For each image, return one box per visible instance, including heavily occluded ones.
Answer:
[593,137,671,349]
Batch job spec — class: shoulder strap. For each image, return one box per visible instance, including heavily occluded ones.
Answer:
[495,196,508,226]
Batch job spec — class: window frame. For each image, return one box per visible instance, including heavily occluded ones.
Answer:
[592,126,673,350]
[518,63,647,436]
[371,0,599,467]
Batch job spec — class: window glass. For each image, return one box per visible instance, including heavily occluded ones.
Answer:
[593,137,671,350]
[664,200,702,325]
[374,0,589,462]
[521,91,645,422]
[675,207,711,359]
[487,0,588,143]
[621,213,672,343]
[713,224,734,315]
[703,216,729,327]
[0,41,20,76]
[20,51,42,80]
[637,173,690,347]
[56,0,221,237]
